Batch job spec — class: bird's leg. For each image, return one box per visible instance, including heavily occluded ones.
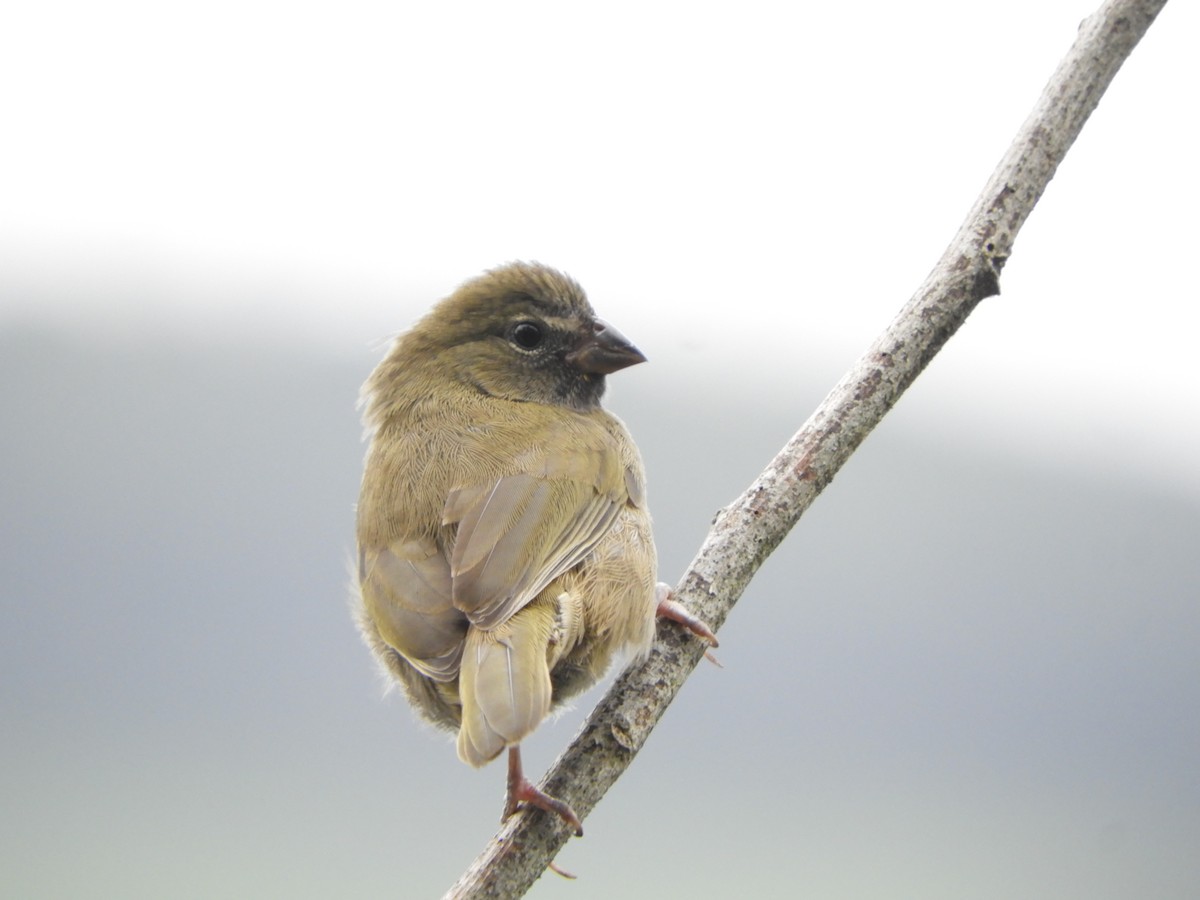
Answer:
[655,583,719,647]
[504,745,583,837]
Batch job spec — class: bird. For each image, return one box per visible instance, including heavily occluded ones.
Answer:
[353,261,716,836]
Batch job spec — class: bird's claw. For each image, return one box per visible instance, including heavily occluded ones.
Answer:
[505,746,583,837]
[655,583,719,648]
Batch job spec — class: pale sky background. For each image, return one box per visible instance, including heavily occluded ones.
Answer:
[3,0,1198,496]
[2,2,1198,898]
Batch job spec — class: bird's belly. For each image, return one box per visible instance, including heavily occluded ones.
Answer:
[547,510,657,704]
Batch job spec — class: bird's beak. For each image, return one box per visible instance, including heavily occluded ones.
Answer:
[566,319,647,375]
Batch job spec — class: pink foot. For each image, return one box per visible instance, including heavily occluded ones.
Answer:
[504,745,583,837]
[655,583,718,647]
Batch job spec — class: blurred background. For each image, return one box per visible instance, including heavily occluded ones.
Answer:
[2,1,1198,897]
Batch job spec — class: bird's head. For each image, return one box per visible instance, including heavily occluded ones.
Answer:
[400,261,646,411]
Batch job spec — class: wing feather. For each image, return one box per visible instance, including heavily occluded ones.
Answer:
[359,540,467,681]
[445,451,626,631]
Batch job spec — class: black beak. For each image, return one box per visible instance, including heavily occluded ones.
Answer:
[565,319,647,375]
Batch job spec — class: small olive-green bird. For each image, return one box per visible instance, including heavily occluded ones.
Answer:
[355,261,714,835]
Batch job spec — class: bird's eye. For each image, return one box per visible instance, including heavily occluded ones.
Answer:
[510,321,544,350]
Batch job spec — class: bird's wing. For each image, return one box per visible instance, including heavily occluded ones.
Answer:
[443,443,626,632]
[357,539,468,682]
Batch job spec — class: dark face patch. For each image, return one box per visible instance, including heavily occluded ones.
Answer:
[404,263,613,410]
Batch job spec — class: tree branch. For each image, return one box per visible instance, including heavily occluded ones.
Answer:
[444,1,1167,895]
